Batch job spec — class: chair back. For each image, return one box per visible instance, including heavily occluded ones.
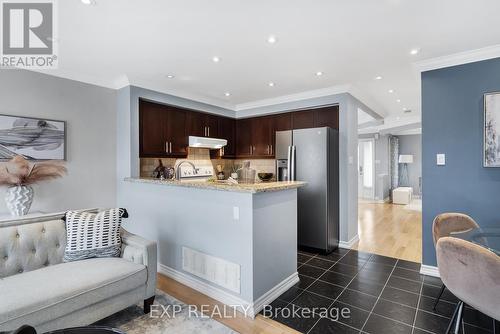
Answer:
[436,237,500,321]
[432,213,479,245]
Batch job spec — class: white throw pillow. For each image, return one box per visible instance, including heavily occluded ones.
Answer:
[63,208,128,262]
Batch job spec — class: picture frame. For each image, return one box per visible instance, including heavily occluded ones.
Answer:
[0,114,66,161]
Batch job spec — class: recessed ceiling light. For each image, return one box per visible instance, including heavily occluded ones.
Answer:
[267,35,277,44]
[268,82,275,87]
[410,48,420,55]
[212,56,220,63]
[388,89,394,93]
[224,92,231,97]
[316,71,323,76]
[81,0,95,5]
[396,116,401,120]
[396,99,401,103]
[166,74,175,79]
[374,76,382,80]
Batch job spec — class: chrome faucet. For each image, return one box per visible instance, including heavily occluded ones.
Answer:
[175,161,197,180]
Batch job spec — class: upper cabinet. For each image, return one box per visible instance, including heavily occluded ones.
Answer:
[314,105,339,129]
[217,117,236,158]
[187,112,219,138]
[139,100,187,158]
[292,110,315,129]
[139,99,338,159]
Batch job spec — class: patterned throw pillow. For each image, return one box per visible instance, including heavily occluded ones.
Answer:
[63,208,129,262]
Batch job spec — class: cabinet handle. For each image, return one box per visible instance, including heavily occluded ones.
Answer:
[169,142,172,153]
[270,145,273,155]
[208,127,210,137]
[165,141,168,153]
[250,145,252,155]
[267,145,270,155]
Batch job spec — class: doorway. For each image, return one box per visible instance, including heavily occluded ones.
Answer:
[358,139,375,200]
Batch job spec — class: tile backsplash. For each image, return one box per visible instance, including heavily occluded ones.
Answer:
[140,148,276,181]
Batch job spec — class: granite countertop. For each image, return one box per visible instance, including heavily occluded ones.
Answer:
[124,177,306,193]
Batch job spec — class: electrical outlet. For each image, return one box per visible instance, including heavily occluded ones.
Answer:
[437,154,446,166]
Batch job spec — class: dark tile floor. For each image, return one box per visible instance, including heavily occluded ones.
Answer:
[262,248,498,334]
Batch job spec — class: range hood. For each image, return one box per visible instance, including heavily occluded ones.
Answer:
[188,136,227,149]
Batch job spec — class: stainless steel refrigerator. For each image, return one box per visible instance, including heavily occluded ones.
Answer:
[275,127,339,253]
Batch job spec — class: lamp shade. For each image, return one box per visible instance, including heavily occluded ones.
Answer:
[399,154,414,164]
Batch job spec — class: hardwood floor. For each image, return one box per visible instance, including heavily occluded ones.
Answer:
[157,274,299,334]
[353,200,422,262]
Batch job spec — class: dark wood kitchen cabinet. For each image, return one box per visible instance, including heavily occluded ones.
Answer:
[139,100,187,158]
[187,112,219,138]
[217,116,236,157]
[292,110,315,129]
[236,118,253,157]
[139,99,338,160]
[251,116,274,157]
[314,105,339,129]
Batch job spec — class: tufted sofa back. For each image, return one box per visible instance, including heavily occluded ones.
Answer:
[0,213,68,278]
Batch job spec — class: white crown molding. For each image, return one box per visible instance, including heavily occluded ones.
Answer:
[30,69,127,90]
[27,69,386,117]
[128,77,236,111]
[420,264,440,278]
[339,234,359,249]
[234,84,352,112]
[413,44,500,73]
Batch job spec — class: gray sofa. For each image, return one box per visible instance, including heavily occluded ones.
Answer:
[0,211,157,333]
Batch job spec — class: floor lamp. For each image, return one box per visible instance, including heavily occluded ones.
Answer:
[399,154,413,187]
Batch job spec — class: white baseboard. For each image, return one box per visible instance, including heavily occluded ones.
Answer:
[158,263,299,318]
[339,234,359,249]
[420,264,440,278]
[251,272,299,317]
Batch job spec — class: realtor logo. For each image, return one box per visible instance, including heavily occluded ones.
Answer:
[1,0,58,68]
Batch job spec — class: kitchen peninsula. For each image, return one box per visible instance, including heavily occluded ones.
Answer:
[119,176,306,317]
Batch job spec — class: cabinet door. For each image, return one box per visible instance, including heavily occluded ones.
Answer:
[271,113,292,156]
[186,111,206,137]
[166,106,188,157]
[218,116,236,157]
[314,105,339,129]
[139,101,168,157]
[292,110,315,129]
[236,118,253,156]
[251,116,273,157]
[206,114,219,138]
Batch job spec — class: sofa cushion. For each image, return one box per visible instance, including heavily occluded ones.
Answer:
[63,209,128,262]
[0,257,146,328]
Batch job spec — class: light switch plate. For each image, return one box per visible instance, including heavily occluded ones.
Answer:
[437,154,446,166]
[233,206,239,220]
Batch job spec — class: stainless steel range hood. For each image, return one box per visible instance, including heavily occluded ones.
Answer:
[188,136,227,149]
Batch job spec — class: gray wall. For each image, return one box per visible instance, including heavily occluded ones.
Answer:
[422,57,500,266]
[398,134,422,196]
[0,70,117,214]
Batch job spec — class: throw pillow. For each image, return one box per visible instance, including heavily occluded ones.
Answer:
[63,208,129,262]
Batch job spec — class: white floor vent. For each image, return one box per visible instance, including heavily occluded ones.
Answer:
[182,247,241,294]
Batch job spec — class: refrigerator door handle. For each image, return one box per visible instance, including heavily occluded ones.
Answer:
[287,146,291,181]
[290,146,296,181]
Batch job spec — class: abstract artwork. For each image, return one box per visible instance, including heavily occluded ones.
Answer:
[0,115,65,160]
[484,92,500,167]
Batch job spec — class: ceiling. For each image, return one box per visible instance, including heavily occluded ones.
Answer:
[40,0,500,120]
